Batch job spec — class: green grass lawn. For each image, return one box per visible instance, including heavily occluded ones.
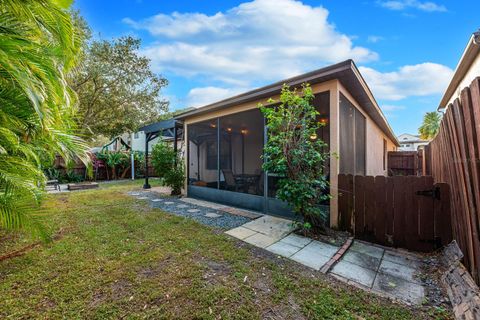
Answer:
[0,180,451,319]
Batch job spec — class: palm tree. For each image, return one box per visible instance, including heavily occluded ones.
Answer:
[419,112,442,140]
[0,0,88,236]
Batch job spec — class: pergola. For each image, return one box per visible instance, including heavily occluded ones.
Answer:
[138,119,183,189]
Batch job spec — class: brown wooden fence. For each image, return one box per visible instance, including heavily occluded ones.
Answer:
[387,151,423,176]
[424,77,480,282]
[338,174,452,252]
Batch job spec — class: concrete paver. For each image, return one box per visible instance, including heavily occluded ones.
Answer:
[342,250,382,271]
[243,233,280,248]
[241,215,294,237]
[266,241,302,258]
[225,226,257,240]
[383,250,422,268]
[378,259,420,284]
[279,234,312,248]
[291,247,332,270]
[373,272,425,305]
[331,259,377,287]
[349,241,384,259]
[290,240,339,270]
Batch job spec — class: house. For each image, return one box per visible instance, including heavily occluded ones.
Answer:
[168,60,399,228]
[397,133,429,151]
[438,29,480,110]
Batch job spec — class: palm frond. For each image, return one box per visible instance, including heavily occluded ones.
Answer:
[0,0,88,238]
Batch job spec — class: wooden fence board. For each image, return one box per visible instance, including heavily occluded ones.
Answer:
[374,176,386,245]
[354,175,365,235]
[393,176,406,247]
[424,76,480,284]
[404,176,417,250]
[364,176,376,241]
[385,177,395,245]
[338,174,450,252]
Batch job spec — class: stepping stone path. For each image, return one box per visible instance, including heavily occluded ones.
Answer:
[205,212,222,218]
[136,197,148,200]
[126,192,250,230]
[226,217,429,305]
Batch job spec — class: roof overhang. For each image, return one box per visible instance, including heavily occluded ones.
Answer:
[438,30,480,110]
[175,60,399,146]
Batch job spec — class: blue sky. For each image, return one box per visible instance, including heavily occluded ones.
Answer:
[74,0,479,135]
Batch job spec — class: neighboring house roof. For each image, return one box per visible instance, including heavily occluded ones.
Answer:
[397,133,428,143]
[175,60,399,146]
[438,30,480,110]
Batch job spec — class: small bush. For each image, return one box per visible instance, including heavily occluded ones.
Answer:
[151,142,185,195]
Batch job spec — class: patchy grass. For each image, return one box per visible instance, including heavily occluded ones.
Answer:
[0,180,451,319]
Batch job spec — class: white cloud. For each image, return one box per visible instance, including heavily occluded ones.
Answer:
[359,63,453,100]
[185,86,249,108]
[124,0,378,84]
[378,0,447,12]
[381,104,405,111]
[367,35,384,43]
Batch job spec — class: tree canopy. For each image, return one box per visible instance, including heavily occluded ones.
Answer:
[70,33,169,140]
[419,111,442,140]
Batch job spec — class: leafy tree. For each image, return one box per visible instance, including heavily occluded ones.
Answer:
[419,111,442,140]
[70,33,169,139]
[259,84,330,231]
[0,0,88,236]
[151,142,185,195]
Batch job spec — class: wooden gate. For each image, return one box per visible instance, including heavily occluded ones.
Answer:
[338,174,452,252]
[388,151,423,176]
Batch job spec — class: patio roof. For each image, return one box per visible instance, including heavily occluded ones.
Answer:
[175,60,399,146]
[138,118,183,137]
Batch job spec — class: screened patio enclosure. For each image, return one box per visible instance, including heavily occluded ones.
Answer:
[186,92,331,219]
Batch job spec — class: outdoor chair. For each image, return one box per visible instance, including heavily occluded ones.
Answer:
[222,169,246,192]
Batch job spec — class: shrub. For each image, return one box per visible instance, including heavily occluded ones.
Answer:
[97,151,129,179]
[151,142,185,195]
[259,84,330,231]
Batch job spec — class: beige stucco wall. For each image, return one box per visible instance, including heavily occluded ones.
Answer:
[447,52,480,106]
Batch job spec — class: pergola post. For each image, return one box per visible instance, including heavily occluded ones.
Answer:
[143,132,151,189]
[173,124,178,167]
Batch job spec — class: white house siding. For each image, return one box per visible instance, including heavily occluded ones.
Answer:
[447,50,480,106]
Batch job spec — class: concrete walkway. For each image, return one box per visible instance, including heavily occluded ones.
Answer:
[226,216,426,305]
